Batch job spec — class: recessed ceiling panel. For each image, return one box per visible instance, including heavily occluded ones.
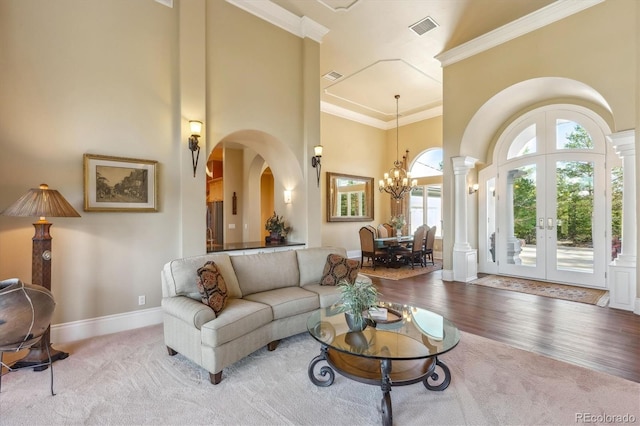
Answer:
[324,59,442,118]
[317,0,361,12]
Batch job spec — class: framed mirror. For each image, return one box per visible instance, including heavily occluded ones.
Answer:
[327,172,374,222]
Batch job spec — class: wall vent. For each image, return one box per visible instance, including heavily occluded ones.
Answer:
[323,71,343,81]
[409,16,438,36]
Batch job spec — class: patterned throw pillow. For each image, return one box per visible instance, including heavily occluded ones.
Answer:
[196,261,228,314]
[319,254,360,286]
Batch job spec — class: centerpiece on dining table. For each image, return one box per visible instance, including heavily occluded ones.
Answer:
[389,214,406,237]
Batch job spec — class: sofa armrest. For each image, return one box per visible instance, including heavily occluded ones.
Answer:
[162,296,216,329]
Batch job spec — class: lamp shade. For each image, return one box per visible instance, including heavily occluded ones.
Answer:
[189,120,202,137]
[1,184,81,218]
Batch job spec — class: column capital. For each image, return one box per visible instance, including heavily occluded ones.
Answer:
[451,156,478,174]
[607,129,636,157]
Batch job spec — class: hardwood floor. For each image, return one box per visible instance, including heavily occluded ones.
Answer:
[369,269,640,383]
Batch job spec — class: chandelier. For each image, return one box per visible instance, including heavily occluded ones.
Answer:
[379,95,417,203]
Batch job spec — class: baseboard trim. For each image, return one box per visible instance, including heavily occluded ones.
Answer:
[50,307,163,344]
[442,269,454,281]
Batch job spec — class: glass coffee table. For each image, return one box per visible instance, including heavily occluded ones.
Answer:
[307,302,460,426]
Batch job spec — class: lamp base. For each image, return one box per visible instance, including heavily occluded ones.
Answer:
[12,345,69,371]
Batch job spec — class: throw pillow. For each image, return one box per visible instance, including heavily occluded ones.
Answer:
[319,254,360,286]
[196,261,228,314]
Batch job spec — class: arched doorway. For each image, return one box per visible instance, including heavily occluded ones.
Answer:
[204,130,304,249]
[480,105,618,289]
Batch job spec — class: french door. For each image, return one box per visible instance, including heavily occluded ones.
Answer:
[497,154,606,288]
[481,106,611,289]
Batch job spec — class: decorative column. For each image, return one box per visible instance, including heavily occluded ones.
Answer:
[452,156,478,282]
[607,130,637,312]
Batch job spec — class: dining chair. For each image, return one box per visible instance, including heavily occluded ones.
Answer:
[359,227,389,270]
[365,225,377,238]
[423,225,437,266]
[383,223,394,237]
[377,224,388,238]
[396,225,427,269]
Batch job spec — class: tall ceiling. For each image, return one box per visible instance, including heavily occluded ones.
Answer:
[268,0,558,127]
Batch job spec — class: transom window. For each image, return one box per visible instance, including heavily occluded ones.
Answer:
[410,148,443,178]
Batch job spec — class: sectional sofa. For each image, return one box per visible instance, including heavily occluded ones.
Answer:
[161,246,369,384]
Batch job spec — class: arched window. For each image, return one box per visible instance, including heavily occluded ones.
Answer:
[409,148,443,237]
[410,148,443,177]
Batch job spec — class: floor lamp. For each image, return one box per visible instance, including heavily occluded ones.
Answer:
[1,183,80,369]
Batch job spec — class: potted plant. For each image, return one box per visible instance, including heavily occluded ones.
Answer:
[264,211,291,242]
[336,279,379,332]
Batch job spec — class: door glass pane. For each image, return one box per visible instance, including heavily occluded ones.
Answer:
[508,165,537,265]
[556,120,593,150]
[507,124,536,159]
[486,178,496,263]
[555,160,594,272]
[611,166,623,261]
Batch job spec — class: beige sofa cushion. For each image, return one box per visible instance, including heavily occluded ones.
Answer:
[301,284,342,308]
[231,250,299,296]
[296,247,347,286]
[162,253,242,299]
[200,298,272,347]
[243,287,319,319]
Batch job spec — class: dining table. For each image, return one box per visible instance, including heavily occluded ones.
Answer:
[374,236,414,268]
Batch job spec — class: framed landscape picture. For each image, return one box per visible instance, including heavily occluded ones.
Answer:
[83,154,158,212]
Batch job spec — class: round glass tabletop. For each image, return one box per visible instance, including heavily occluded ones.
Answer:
[307,302,460,361]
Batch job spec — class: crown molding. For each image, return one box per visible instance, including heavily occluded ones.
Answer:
[321,101,442,130]
[436,0,605,67]
[226,0,329,43]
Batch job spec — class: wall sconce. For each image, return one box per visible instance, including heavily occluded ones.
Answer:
[283,190,292,204]
[469,183,479,194]
[188,120,202,177]
[311,144,323,187]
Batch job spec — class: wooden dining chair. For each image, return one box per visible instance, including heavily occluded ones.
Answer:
[377,224,388,238]
[359,227,389,270]
[365,225,377,238]
[396,225,427,269]
[423,225,437,265]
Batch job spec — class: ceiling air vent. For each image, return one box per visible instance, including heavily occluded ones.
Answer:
[409,16,438,36]
[323,71,343,81]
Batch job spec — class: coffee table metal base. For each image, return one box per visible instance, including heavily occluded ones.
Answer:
[308,345,452,426]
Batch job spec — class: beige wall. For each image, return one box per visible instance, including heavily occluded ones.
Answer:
[207,0,320,246]
[442,0,638,273]
[320,113,443,254]
[0,0,179,323]
[320,113,385,252]
[0,0,320,327]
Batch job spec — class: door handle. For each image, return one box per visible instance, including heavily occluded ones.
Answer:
[538,218,544,230]
[547,217,554,230]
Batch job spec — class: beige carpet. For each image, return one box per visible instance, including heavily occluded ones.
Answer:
[360,260,442,281]
[470,275,610,306]
[1,324,638,425]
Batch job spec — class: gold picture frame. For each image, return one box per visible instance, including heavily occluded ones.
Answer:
[83,154,158,212]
